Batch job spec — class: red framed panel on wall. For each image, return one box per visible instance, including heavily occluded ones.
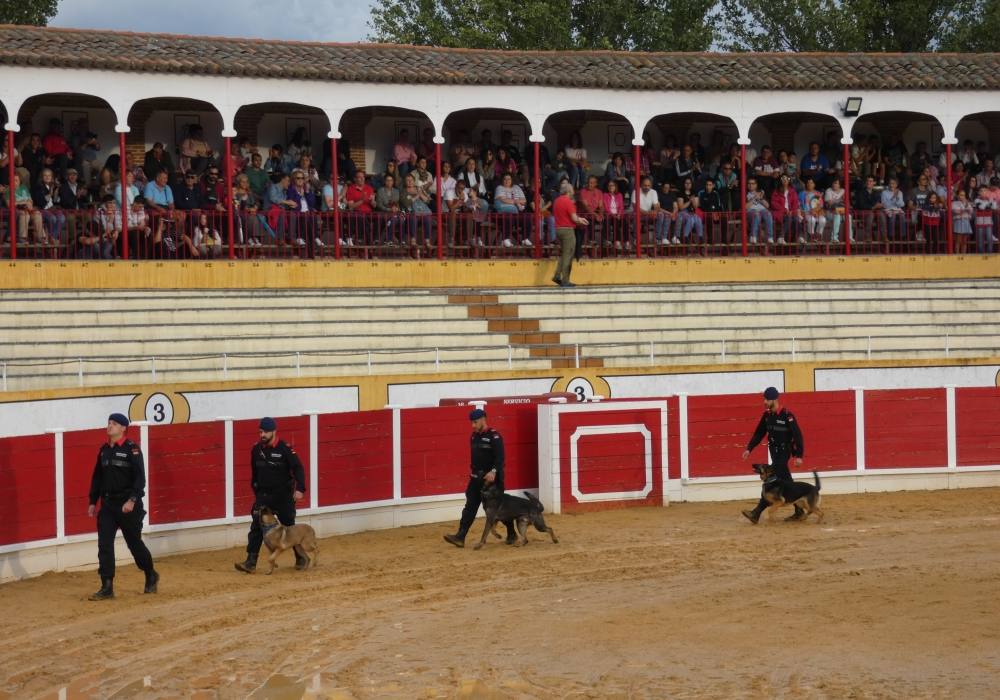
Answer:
[955,387,1000,467]
[538,400,668,514]
[687,393,763,478]
[62,428,111,537]
[865,389,947,469]
[317,409,393,506]
[0,433,56,545]
[147,421,226,525]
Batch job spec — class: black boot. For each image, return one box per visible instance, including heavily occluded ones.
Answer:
[294,551,308,571]
[741,507,762,525]
[443,532,466,548]
[89,578,114,601]
[144,570,160,594]
[234,553,258,573]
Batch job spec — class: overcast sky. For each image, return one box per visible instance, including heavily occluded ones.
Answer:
[51,0,375,43]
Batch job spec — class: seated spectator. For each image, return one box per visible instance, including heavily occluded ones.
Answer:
[493,147,518,185]
[987,177,1000,205]
[375,172,403,244]
[770,175,802,244]
[457,157,487,198]
[885,138,909,187]
[245,151,268,199]
[636,176,661,244]
[909,141,931,183]
[193,212,223,258]
[952,189,974,254]
[655,181,678,245]
[698,178,725,243]
[799,178,825,241]
[297,154,321,191]
[59,168,92,241]
[437,160,456,201]
[604,153,632,199]
[335,138,358,183]
[493,173,527,247]
[921,191,944,246]
[450,130,476,171]
[344,170,375,245]
[200,166,226,212]
[477,129,495,160]
[32,167,66,243]
[880,177,906,239]
[499,130,522,165]
[284,168,316,246]
[716,162,740,211]
[285,127,310,172]
[746,178,774,244]
[42,119,72,178]
[780,150,801,191]
[113,170,140,208]
[233,173,268,245]
[20,133,46,186]
[547,150,571,196]
[72,123,101,185]
[852,176,883,241]
[674,144,701,190]
[824,178,846,243]
[181,125,214,175]
[753,146,780,199]
[13,172,45,243]
[81,196,117,259]
[174,172,203,211]
[263,172,295,241]
[401,172,435,246]
[577,175,605,256]
[418,126,436,168]
[96,166,118,200]
[564,131,588,189]
[265,144,285,176]
[143,168,186,235]
[603,180,627,247]
[658,137,680,187]
[393,129,417,178]
[800,142,834,190]
[973,185,997,254]
[444,178,469,246]
[411,156,435,199]
[976,159,997,189]
[143,142,175,183]
[675,177,704,244]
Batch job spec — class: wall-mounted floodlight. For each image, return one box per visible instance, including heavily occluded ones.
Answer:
[842,97,863,117]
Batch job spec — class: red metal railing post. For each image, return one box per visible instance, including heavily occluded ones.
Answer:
[6,128,16,259]
[740,142,748,257]
[533,139,541,259]
[435,138,444,260]
[633,142,642,259]
[224,135,234,260]
[118,129,129,260]
[945,142,954,254]
[843,140,851,256]
[331,135,341,260]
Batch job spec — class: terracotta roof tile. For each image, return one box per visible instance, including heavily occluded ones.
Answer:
[1,25,999,90]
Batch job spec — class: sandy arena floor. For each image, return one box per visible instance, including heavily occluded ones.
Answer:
[1,487,1000,699]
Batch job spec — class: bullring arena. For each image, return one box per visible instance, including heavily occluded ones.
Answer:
[2,26,1000,699]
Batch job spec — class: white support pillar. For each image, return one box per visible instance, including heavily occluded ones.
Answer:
[303,411,321,509]
[677,393,689,481]
[853,388,865,473]
[218,416,234,520]
[385,405,403,502]
[46,428,67,541]
[945,385,957,471]
[135,421,150,529]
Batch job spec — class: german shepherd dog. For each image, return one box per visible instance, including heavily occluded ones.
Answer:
[751,463,824,523]
[259,506,319,574]
[474,485,559,550]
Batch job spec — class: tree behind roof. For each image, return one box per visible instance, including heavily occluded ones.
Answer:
[0,0,60,26]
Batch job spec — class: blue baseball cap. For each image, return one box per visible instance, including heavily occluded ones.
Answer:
[763,387,780,400]
[259,417,277,431]
[468,409,486,421]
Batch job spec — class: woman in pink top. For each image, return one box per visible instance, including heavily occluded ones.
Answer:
[603,180,626,249]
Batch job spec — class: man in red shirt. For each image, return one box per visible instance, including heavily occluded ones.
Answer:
[577,175,604,261]
[553,182,589,287]
[42,119,73,179]
[344,170,375,245]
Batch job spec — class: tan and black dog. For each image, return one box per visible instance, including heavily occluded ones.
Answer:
[259,506,319,574]
[751,463,824,523]
[474,485,559,550]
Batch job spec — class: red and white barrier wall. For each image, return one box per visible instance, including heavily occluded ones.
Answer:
[2,387,1000,581]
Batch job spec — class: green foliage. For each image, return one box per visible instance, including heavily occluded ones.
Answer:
[0,0,60,26]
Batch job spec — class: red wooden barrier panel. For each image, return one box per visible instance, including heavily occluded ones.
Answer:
[779,390,856,471]
[147,421,226,525]
[688,393,762,478]
[0,434,55,545]
[62,428,111,536]
[956,387,1000,467]
[317,410,393,506]
[865,389,947,468]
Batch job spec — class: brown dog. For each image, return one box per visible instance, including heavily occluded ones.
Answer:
[751,463,824,523]
[259,506,319,574]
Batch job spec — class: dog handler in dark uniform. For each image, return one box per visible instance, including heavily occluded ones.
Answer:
[87,412,159,600]
[235,417,307,573]
[444,408,516,547]
[740,387,805,524]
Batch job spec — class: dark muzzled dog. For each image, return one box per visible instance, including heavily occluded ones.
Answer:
[751,463,824,523]
[474,485,559,550]
[259,506,319,574]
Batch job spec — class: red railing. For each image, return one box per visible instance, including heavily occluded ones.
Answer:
[2,205,997,261]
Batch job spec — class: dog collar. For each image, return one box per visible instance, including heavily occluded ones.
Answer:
[261,521,280,535]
